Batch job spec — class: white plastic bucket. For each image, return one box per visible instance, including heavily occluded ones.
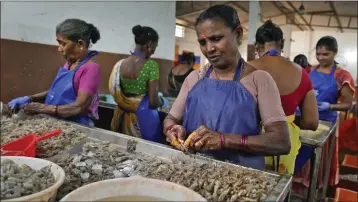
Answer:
[60,176,207,201]
[1,156,66,202]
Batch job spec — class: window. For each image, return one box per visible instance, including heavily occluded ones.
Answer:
[175,25,185,38]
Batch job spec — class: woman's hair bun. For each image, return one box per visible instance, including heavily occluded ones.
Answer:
[88,23,101,44]
[255,20,283,44]
[264,20,274,25]
[132,25,143,37]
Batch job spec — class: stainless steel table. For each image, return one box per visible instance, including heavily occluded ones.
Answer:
[296,118,338,201]
[6,112,292,201]
[52,121,293,202]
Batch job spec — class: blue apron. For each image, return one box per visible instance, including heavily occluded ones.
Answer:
[183,58,264,170]
[44,51,98,126]
[136,93,165,143]
[129,51,164,143]
[310,63,339,123]
[294,62,339,173]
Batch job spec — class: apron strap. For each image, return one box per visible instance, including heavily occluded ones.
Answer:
[276,155,280,172]
[263,49,280,56]
[73,51,99,72]
[205,58,244,80]
[130,51,146,58]
[313,65,320,72]
[271,155,281,172]
[205,66,213,78]
[330,62,337,75]
[313,61,337,75]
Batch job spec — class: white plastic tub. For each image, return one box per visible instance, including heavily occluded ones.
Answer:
[1,156,66,202]
[60,176,207,201]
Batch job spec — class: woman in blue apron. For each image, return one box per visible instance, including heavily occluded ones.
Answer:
[163,5,291,170]
[293,36,355,192]
[7,19,102,126]
[108,25,168,143]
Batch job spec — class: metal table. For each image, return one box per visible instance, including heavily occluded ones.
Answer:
[50,121,293,202]
[296,119,338,201]
[5,112,292,201]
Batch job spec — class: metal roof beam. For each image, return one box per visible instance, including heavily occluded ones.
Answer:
[272,1,304,31]
[286,1,314,31]
[265,11,356,19]
[329,2,343,33]
[231,1,265,23]
[275,24,356,30]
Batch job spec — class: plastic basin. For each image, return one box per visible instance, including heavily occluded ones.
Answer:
[1,156,66,202]
[60,176,207,201]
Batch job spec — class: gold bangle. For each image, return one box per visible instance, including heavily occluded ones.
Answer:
[52,105,58,115]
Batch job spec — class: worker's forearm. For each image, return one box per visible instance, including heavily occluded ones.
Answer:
[294,117,318,131]
[224,134,289,156]
[57,104,87,118]
[29,91,49,103]
[163,114,181,132]
[331,102,352,112]
[223,122,291,156]
[293,117,303,128]
[149,96,162,109]
[41,103,86,118]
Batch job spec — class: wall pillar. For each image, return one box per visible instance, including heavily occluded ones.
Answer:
[282,24,293,59]
[247,1,260,61]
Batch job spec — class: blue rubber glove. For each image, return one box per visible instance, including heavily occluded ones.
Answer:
[161,97,169,108]
[7,96,31,109]
[317,102,330,112]
[158,92,164,97]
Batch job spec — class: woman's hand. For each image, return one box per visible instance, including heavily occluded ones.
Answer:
[8,96,31,110]
[165,125,186,150]
[23,102,47,116]
[188,125,222,151]
[317,102,331,112]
